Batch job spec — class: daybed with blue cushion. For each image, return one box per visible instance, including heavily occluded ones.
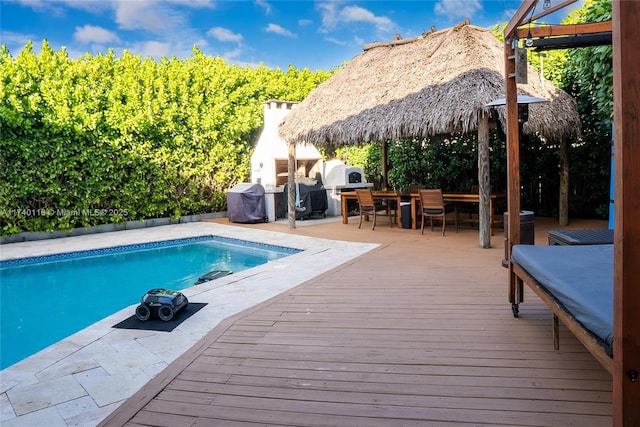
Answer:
[510,244,613,373]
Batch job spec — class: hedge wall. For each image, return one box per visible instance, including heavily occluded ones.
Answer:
[0,41,331,235]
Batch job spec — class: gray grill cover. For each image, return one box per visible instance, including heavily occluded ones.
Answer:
[226,183,266,223]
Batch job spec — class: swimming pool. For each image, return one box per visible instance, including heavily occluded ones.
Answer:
[0,236,299,370]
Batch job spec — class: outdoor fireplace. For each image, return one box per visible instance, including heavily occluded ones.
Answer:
[250,100,324,221]
[324,160,367,188]
[323,160,373,216]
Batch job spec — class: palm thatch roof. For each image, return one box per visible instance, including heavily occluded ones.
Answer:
[279,21,580,147]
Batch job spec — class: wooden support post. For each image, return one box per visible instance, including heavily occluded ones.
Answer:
[287,141,296,229]
[612,1,640,424]
[504,37,521,305]
[559,139,569,226]
[478,113,491,248]
[381,140,389,190]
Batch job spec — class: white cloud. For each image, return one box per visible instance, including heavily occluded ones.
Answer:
[129,40,173,58]
[60,0,111,13]
[324,34,364,48]
[9,0,110,15]
[0,30,34,47]
[8,0,63,14]
[114,0,186,32]
[255,0,271,14]
[341,6,394,32]
[1,31,91,60]
[317,2,338,32]
[0,30,38,57]
[193,38,209,49]
[434,0,482,19]
[501,8,517,22]
[324,36,348,46]
[318,3,395,34]
[166,0,216,8]
[207,45,260,67]
[73,25,120,44]
[207,26,243,43]
[223,46,244,60]
[9,0,198,32]
[265,23,296,38]
[298,19,313,26]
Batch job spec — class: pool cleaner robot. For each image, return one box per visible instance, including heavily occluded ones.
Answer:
[135,288,189,322]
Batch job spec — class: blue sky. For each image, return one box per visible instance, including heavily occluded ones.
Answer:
[1,0,580,71]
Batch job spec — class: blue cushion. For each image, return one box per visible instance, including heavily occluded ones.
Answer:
[511,244,613,346]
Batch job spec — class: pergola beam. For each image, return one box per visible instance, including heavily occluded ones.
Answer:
[516,21,612,38]
[529,32,612,50]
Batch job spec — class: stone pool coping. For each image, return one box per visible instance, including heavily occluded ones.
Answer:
[0,222,378,427]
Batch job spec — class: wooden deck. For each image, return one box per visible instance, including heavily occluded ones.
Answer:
[100,217,612,426]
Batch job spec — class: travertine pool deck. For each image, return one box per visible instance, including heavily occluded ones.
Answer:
[0,221,378,426]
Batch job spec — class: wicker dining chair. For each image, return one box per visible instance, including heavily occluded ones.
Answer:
[419,189,458,236]
[355,189,395,230]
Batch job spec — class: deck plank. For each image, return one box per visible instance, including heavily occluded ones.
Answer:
[99,218,612,426]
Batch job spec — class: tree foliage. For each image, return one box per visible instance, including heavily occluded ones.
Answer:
[560,0,613,218]
[0,42,331,235]
[562,0,613,126]
[489,0,613,219]
[332,133,507,195]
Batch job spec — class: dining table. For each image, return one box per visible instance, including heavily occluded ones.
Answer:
[340,191,402,227]
[340,191,506,235]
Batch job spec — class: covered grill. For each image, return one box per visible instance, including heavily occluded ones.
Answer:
[250,100,324,221]
[284,176,328,220]
[226,183,267,223]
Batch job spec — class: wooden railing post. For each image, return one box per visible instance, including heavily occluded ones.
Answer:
[612,1,640,424]
[504,36,521,307]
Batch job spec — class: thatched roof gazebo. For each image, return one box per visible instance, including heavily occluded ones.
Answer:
[279,20,580,247]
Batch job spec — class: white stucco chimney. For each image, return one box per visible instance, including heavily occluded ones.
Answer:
[250,100,323,222]
[251,100,321,190]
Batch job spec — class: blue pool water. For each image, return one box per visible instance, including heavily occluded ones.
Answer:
[0,236,299,370]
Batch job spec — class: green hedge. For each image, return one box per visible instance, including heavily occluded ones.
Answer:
[0,41,331,235]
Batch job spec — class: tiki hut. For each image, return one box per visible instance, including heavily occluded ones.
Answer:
[279,20,581,247]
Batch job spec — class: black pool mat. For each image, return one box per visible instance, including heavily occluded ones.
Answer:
[112,302,207,332]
